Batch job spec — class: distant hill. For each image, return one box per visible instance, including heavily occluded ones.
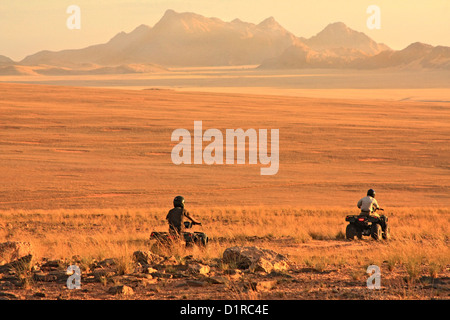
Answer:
[259,42,371,69]
[20,9,301,68]
[260,37,450,70]
[4,10,449,73]
[351,42,450,69]
[0,55,14,65]
[301,22,390,55]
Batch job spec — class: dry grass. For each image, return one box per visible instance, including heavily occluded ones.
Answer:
[0,206,448,279]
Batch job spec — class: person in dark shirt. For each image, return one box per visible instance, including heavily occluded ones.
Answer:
[166,195,201,236]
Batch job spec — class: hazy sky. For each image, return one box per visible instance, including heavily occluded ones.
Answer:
[1,0,449,61]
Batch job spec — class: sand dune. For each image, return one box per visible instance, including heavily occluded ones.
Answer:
[0,65,38,76]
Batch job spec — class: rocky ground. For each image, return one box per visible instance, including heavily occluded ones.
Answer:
[0,241,449,300]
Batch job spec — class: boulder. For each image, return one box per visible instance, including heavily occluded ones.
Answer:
[222,246,290,273]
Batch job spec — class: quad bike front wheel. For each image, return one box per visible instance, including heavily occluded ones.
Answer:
[382,225,390,240]
[371,224,382,240]
[194,234,208,247]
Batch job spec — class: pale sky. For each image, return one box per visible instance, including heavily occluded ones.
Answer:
[1,0,449,61]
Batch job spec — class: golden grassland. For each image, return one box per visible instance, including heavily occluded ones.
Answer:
[0,83,448,299]
[1,83,449,211]
[1,206,448,282]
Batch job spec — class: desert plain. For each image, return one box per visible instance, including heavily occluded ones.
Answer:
[0,67,449,300]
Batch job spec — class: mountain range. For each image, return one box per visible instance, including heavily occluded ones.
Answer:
[1,9,449,74]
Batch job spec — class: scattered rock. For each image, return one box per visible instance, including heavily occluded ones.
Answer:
[132,250,164,265]
[161,255,178,266]
[224,269,243,275]
[91,269,116,281]
[175,282,188,288]
[134,278,158,286]
[250,257,274,273]
[145,267,158,274]
[108,285,134,296]
[188,263,210,275]
[33,272,57,282]
[0,291,20,300]
[97,258,118,268]
[206,276,226,285]
[186,280,207,287]
[251,257,289,274]
[222,246,290,273]
[33,270,68,282]
[150,272,172,279]
[33,292,46,298]
[224,269,243,280]
[253,280,277,291]
[40,259,65,271]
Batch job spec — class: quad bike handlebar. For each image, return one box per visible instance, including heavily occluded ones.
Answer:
[183,221,202,228]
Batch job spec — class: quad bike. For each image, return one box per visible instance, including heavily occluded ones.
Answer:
[150,221,208,249]
[345,208,390,240]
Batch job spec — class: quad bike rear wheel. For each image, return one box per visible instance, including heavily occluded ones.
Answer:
[346,224,357,240]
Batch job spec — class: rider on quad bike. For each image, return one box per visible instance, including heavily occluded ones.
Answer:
[357,189,380,217]
[166,195,202,236]
[346,189,390,240]
[150,196,208,249]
